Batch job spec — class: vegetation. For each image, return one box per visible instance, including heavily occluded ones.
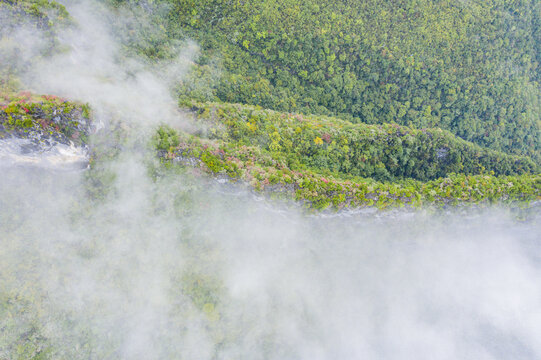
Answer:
[0,91,91,147]
[142,0,541,208]
[1,0,539,210]
[184,101,537,182]
[150,0,541,163]
[155,102,540,210]
[0,2,540,358]
[0,0,71,91]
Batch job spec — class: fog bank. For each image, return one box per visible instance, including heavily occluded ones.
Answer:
[1,0,541,359]
[1,165,540,359]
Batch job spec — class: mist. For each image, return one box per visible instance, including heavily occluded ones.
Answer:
[1,1,541,359]
[2,163,541,359]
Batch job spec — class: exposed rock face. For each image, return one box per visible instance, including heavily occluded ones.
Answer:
[0,92,92,169]
[0,137,89,169]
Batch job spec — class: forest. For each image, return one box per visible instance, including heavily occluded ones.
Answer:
[3,0,541,164]
[1,0,540,209]
[2,1,541,359]
[155,0,541,163]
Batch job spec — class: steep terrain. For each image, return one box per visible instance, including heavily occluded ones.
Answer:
[1,1,541,359]
[158,0,541,162]
[0,91,92,168]
[156,102,540,209]
[1,0,539,209]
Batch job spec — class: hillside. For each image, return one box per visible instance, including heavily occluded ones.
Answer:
[2,2,541,359]
[156,102,540,209]
[156,0,541,162]
[4,0,541,162]
[183,101,537,181]
[0,0,539,209]
[0,0,70,91]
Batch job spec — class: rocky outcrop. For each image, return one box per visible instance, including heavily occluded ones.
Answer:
[0,92,92,169]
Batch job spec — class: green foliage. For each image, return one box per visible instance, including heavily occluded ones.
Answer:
[107,1,184,60]
[186,101,538,182]
[162,133,541,210]
[81,103,91,119]
[0,0,71,92]
[0,0,70,29]
[154,125,181,151]
[0,291,53,360]
[155,104,540,210]
[158,0,540,163]
[0,91,90,146]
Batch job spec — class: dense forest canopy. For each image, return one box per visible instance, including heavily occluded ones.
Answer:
[143,0,540,163]
[2,0,540,167]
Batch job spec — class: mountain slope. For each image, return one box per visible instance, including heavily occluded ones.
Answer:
[158,0,541,162]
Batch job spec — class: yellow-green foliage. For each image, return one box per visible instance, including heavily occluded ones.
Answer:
[0,91,90,145]
[155,117,540,210]
[186,101,538,182]
[0,0,71,93]
[162,0,541,162]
